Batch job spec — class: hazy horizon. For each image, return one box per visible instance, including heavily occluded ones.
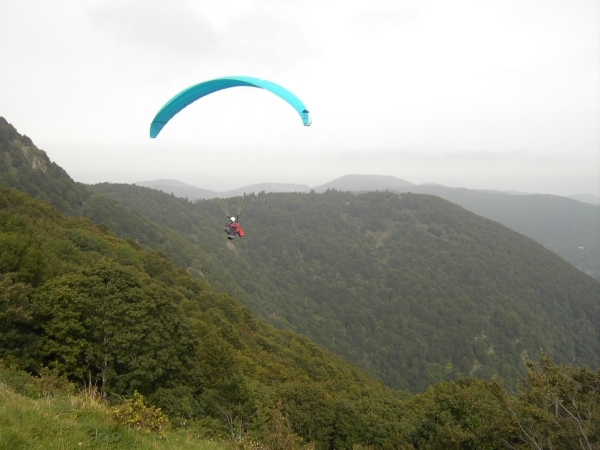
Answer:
[2,0,598,197]
[132,175,600,200]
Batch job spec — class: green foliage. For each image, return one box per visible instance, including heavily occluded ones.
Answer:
[0,274,33,361]
[491,354,600,449]
[0,380,227,450]
[403,378,507,449]
[397,354,600,449]
[1,119,599,447]
[90,184,600,393]
[232,401,316,450]
[33,260,201,397]
[113,390,170,435]
[0,364,72,399]
[0,186,408,448]
[403,185,600,281]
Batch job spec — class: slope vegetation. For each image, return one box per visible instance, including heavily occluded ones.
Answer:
[396,184,600,281]
[0,117,88,215]
[90,184,600,392]
[288,174,600,281]
[0,185,410,449]
[2,118,599,448]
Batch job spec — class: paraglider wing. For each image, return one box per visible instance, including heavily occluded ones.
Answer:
[150,76,311,138]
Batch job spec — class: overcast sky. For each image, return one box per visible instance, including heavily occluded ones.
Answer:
[1,0,598,195]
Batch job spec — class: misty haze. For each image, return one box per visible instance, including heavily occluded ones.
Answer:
[0,1,598,448]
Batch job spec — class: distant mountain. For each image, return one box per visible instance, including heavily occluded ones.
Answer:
[221,182,311,197]
[505,190,531,195]
[107,173,600,282]
[312,174,415,193]
[135,179,218,200]
[569,193,600,206]
[136,179,310,200]
[390,185,600,281]
[139,179,197,188]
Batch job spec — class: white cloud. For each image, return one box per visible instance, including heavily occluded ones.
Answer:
[89,0,313,75]
[0,0,598,196]
[90,0,217,58]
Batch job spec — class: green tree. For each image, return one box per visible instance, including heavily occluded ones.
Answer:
[0,273,34,364]
[492,354,600,449]
[32,261,201,397]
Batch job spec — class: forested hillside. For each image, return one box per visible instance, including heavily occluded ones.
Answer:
[1,118,599,447]
[0,185,409,448]
[395,184,600,281]
[141,173,600,281]
[90,183,600,392]
[0,117,88,215]
[2,185,599,449]
[2,117,598,394]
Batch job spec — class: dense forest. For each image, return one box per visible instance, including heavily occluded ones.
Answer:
[1,181,599,449]
[0,185,403,448]
[393,184,600,281]
[1,116,599,448]
[145,173,600,282]
[90,183,600,392]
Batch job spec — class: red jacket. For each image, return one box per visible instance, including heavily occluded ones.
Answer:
[229,222,245,238]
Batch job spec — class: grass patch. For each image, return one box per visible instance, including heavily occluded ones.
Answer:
[0,384,227,450]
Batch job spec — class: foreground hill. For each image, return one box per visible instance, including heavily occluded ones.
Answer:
[0,185,410,448]
[0,380,227,450]
[3,324,599,449]
[2,185,599,449]
[90,183,600,392]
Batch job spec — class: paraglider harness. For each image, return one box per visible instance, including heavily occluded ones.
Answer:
[225,218,244,240]
[216,196,248,240]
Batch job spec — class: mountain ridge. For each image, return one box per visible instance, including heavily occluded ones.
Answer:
[135,179,311,200]
[136,174,600,202]
[135,174,600,280]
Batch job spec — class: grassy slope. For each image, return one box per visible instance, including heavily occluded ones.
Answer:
[0,385,226,450]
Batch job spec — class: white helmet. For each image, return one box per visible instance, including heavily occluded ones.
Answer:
[230,217,236,222]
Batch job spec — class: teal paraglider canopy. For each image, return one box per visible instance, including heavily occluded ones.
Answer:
[150,76,311,138]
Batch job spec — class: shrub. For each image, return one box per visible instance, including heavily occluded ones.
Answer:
[113,391,170,435]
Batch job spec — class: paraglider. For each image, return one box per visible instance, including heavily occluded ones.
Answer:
[225,216,245,240]
[149,76,311,138]
[149,76,311,240]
